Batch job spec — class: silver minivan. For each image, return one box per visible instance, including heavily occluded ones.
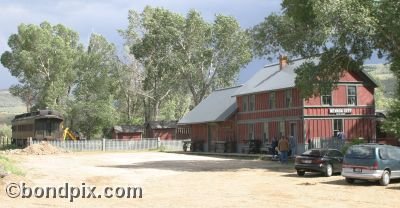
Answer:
[342,144,400,186]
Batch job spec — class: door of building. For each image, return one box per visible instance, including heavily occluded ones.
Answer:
[208,123,217,152]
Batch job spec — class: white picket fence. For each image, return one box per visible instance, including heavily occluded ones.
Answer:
[31,138,189,152]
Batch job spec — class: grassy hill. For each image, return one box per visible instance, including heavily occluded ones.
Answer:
[364,64,397,111]
[0,89,26,125]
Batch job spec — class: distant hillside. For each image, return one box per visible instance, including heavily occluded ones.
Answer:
[0,89,26,124]
[364,64,397,111]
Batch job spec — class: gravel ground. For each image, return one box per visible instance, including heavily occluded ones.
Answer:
[1,152,399,208]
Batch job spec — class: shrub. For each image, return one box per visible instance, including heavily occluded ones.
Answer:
[0,124,12,139]
[0,155,25,176]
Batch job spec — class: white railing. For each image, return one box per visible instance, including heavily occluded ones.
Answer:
[31,138,190,152]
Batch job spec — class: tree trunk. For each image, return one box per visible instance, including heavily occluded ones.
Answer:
[127,95,131,121]
[154,100,160,121]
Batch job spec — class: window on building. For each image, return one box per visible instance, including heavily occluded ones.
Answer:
[333,119,343,137]
[279,121,285,137]
[321,93,332,106]
[269,92,276,109]
[242,95,248,112]
[248,124,254,140]
[347,86,357,105]
[285,89,292,108]
[263,123,269,143]
[249,94,255,111]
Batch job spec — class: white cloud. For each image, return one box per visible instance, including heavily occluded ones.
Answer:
[0,0,282,89]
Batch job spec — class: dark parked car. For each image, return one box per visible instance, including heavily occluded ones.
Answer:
[295,149,343,177]
[342,144,400,186]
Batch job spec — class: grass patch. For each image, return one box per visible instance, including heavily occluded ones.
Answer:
[0,155,25,176]
[0,144,18,151]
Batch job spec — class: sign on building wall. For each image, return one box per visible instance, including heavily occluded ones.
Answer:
[329,108,352,115]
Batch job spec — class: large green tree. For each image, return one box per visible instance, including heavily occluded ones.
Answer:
[69,34,119,139]
[177,10,253,105]
[252,0,400,136]
[121,7,252,122]
[112,52,145,124]
[1,22,82,111]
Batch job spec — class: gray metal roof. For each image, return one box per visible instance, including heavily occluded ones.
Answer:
[235,58,309,96]
[146,120,177,129]
[178,86,242,124]
[112,125,144,133]
[235,58,378,96]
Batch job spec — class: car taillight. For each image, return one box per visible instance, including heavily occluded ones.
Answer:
[368,161,378,170]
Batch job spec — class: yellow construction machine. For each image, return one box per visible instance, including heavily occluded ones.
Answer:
[63,128,80,141]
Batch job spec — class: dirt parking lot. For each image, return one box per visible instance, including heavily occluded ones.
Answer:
[1,152,400,208]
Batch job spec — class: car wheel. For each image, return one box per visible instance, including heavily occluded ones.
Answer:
[297,170,305,176]
[345,178,355,184]
[379,170,390,186]
[324,164,333,177]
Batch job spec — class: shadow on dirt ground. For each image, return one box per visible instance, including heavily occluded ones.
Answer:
[320,178,400,186]
[98,159,296,173]
[282,172,342,178]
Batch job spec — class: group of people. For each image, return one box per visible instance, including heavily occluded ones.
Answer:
[271,136,297,164]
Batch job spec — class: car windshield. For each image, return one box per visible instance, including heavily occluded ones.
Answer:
[345,146,376,159]
[302,150,326,157]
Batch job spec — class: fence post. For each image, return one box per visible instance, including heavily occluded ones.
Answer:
[102,138,106,152]
[27,137,32,146]
[157,137,160,149]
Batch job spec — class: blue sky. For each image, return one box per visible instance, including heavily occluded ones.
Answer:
[0,0,279,89]
[0,0,384,90]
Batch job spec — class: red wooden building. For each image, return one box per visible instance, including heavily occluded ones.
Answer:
[145,121,178,140]
[178,86,240,152]
[111,125,144,140]
[179,57,378,153]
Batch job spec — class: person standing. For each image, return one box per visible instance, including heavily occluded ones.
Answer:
[278,136,289,164]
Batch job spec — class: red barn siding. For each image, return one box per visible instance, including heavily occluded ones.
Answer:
[191,124,208,142]
[333,86,347,106]
[340,71,362,82]
[152,129,175,140]
[358,86,374,105]
[306,118,375,141]
[112,132,142,140]
[305,96,321,106]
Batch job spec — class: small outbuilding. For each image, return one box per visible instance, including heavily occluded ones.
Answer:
[111,125,144,140]
[145,121,177,140]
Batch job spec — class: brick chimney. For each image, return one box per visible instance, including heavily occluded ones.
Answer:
[279,55,288,70]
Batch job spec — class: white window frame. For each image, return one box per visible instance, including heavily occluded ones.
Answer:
[263,122,269,143]
[333,119,343,137]
[249,94,255,111]
[279,121,285,137]
[242,95,248,112]
[248,124,254,140]
[347,86,357,106]
[285,89,292,108]
[321,93,332,106]
[269,92,276,109]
